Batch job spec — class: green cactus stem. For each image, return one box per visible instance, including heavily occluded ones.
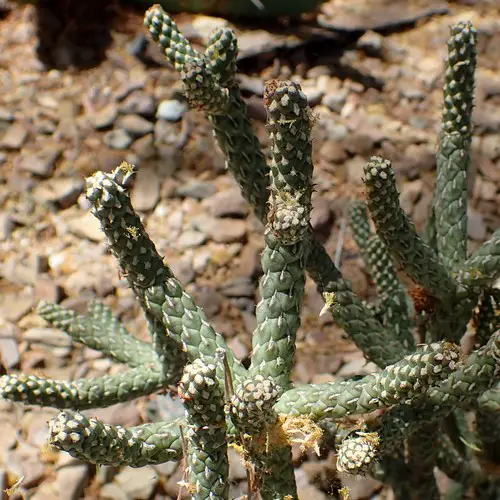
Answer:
[436,433,484,487]
[433,21,477,272]
[49,411,182,466]
[363,156,457,301]
[456,228,500,289]
[348,201,415,350]
[179,359,229,499]
[85,167,247,385]
[144,7,390,366]
[274,341,461,420]
[144,6,199,71]
[249,81,312,390]
[144,5,270,223]
[473,291,500,347]
[37,300,161,369]
[204,28,238,85]
[254,445,298,500]
[0,368,167,409]
[407,426,440,500]
[181,60,231,114]
[320,289,407,367]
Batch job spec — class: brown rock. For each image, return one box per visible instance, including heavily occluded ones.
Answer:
[0,291,34,322]
[33,178,85,209]
[204,187,248,218]
[468,208,487,240]
[196,215,247,243]
[34,278,64,303]
[0,322,20,369]
[0,123,28,150]
[319,140,347,164]
[131,166,160,212]
[311,194,333,233]
[66,212,105,242]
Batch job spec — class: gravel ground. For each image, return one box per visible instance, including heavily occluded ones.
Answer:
[0,1,499,498]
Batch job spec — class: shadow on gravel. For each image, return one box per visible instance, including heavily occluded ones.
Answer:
[34,0,118,69]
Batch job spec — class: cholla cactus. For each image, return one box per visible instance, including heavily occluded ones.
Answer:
[2,7,500,499]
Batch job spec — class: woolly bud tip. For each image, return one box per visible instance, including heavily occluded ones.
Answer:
[49,411,88,448]
[337,431,380,476]
[229,375,280,435]
[179,359,225,425]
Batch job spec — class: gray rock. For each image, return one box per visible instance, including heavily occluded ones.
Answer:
[0,107,14,122]
[412,191,433,227]
[114,466,158,500]
[170,251,195,284]
[34,118,57,135]
[127,33,149,58]
[100,483,128,500]
[5,445,45,489]
[228,447,249,482]
[310,194,333,233]
[55,460,89,500]
[103,129,133,150]
[176,180,217,200]
[0,123,28,150]
[324,121,348,141]
[192,247,211,273]
[0,323,20,368]
[480,134,500,161]
[131,134,156,159]
[303,87,324,107]
[119,92,156,117]
[131,166,160,211]
[0,292,34,322]
[468,208,487,240]
[34,278,64,304]
[324,89,348,113]
[89,105,118,130]
[33,177,85,208]
[115,82,144,101]
[400,179,423,215]
[191,288,223,316]
[399,83,425,101]
[0,212,13,241]
[66,212,105,242]
[156,99,187,122]
[356,30,384,57]
[0,152,6,165]
[341,473,381,499]
[227,336,250,359]
[204,187,248,218]
[319,140,347,164]
[345,156,366,183]
[235,243,262,279]
[176,230,207,249]
[117,114,154,138]
[23,328,72,348]
[18,146,62,177]
[154,119,183,147]
[219,276,255,298]
[194,215,247,243]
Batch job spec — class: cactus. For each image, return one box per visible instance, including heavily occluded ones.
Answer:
[2,7,500,499]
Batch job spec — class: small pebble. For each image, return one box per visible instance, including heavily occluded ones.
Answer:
[103,129,133,150]
[156,99,187,122]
